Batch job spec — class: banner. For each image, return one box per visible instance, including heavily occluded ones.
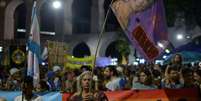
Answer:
[62,88,200,101]
[47,41,68,68]
[0,88,199,101]
[41,92,62,101]
[111,0,168,61]
[0,91,62,101]
[64,55,94,69]
[0,91,21,101]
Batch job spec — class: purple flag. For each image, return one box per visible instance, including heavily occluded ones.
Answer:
[112,0,168,61]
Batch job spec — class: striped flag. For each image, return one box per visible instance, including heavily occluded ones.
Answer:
[111,0,168,61]
[27,1,41,87]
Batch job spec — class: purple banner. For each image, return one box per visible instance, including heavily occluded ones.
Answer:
[112,0,168,61]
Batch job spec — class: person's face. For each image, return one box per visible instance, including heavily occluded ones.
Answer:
[169,70,178,80]
[139,72,147,83]
[81,74,91,90]
[13,72,21,80]
[174,55,181,63]
[55,70,61,76]
[154,64,160,70]
[199,62,201,68]
[82,68,87,72]
[36,83,41,92]
[183,73,193,83]
[67,72,75,80]
[104,68,111,77]
[193,72,201,82]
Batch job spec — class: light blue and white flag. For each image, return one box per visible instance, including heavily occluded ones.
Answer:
[27,1,41,87]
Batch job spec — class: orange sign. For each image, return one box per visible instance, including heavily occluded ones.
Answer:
[132,26,159,60]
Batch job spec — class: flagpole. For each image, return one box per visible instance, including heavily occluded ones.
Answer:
[90,0,115,93]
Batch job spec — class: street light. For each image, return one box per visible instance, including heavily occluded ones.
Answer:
[163,55,167,59]
[139,59,145,64]
[177,34,184,40]
[186,35,191,39]
[42,62,46,66]
[0,46,3,52]
[52,0,61,9]
[157,42,164,48]
[165,49,170,54]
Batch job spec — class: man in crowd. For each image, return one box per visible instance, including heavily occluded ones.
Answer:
[15,76,42,101]
[5,68,21,91]
[104,66,124,91]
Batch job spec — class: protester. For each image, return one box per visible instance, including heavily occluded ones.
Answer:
[69,71,108,101]
[161,65,184,88]
[198,62,201,70]
[104,66,124,91]
[36,80,49,93]
[53,65,62,91]
[62,70,76,93]
[152,69,162,88]
[193,69,201,91]
[0,53,201,100]
[171,54,183,70]
[15,76,42,101]
[46,71,56,91]
[181,68,195,88]
[132,68,157,89]
[5,68,21,91]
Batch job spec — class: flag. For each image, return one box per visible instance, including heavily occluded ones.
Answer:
[111,0,168,61]
[27,1,41,87]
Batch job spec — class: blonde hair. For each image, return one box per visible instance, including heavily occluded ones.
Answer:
[76,71,92,94]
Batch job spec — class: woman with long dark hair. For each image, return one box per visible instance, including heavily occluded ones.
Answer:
[132,68,157,89]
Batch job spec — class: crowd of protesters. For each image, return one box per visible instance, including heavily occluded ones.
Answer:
[0,54,201,99]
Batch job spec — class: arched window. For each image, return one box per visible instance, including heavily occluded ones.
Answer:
[40,2,55,32]
[72,0,92,34]
[14,3,26,39]
[73,42,91,58]
[105,41,120,58]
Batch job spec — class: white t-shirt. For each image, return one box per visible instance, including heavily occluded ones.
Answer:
[15,95,42,101]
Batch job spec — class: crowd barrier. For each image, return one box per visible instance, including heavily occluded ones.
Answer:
[0,88,200,101]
